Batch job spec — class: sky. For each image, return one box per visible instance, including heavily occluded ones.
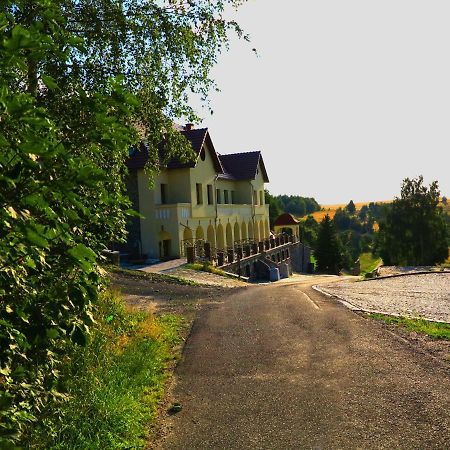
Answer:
[190,0,450,205]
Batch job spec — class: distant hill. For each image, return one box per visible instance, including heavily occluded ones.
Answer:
[301,200,392,222]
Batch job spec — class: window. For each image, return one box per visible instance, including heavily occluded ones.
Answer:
[216,188,221,204]
[160,183,167,204]
[231,191,236,204]
[196,183,203,205]
[259,190,264,205]
[207,184,213,205]
[224,190,229,204]
[253,190,258,205]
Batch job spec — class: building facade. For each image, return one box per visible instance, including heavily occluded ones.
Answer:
[124,125,271,260]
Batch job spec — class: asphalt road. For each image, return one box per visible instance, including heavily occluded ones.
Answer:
[161,277,450,450]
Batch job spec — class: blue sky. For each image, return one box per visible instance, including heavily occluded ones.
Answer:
[190,0,450,204]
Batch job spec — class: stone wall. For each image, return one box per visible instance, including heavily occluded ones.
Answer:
[290,243,311,273]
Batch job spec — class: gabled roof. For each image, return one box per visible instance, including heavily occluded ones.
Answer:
[126,142,151,170]
[125,126,269,183]
[274,213,300,226]
[218,151,269,182]
[125,128,223,173]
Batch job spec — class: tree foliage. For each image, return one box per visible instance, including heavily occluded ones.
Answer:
[300,215,319,247]
[376,176,449,266]
[264,190,283,228]
[315,215,342,274]
[1,1,246,445]
[345,199,356,215]
[276,194,320,217]
[264,191,320,228]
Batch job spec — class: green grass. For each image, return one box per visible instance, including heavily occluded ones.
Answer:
[185,262,235,278]
[25,290,184,449]
[369,313,450,340]
[359,252,382,275]
[310,254,317,271]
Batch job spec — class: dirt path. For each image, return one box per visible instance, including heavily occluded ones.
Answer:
[159,277,450,450]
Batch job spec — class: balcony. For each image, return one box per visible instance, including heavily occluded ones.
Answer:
[155,203,191,221]
[217,203,269,218]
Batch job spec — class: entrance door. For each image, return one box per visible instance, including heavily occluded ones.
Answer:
[162,239,171,259]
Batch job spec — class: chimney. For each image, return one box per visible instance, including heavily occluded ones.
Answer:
[184,123,194,131]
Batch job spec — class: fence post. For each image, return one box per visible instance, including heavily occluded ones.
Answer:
[204,242,211,261]
[186,246,195,264]
[217,251,224,266]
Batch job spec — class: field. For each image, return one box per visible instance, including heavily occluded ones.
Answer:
[301,200,391,222]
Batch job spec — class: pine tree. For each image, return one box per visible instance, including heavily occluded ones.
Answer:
[315,214,342,274]
[345,200,356,215]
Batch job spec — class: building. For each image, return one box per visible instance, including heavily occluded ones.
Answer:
[124,125,271,260]
[273,213,301,238]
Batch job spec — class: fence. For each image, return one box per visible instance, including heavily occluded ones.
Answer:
[183,233,299,267]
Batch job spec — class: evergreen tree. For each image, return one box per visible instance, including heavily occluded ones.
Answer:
[315,214,342,274]
[377,176,449,265]
[345,200,356,215]
[358,205,369,221]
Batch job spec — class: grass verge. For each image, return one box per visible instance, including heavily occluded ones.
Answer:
[185,262,235,279]
[25,289,184,449]
[369,313,450,340]
[359,252,382,276]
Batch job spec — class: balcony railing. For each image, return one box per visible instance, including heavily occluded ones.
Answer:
[217,203,269,217]
[155,203,191,221]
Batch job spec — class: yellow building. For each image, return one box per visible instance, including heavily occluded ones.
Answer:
[124,125,270,260]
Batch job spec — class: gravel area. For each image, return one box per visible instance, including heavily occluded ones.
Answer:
[318,273,450,322]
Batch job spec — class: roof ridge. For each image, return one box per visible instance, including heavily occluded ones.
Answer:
[220,150,261,157]
[180,127,209,132]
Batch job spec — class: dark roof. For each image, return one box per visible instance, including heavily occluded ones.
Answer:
[274,213,300,226]
[125,127,269,183]
[218,151,269,182]
[126,128,223,173]
[126,143,152,170]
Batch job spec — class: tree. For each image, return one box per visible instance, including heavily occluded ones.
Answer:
[358,205,369,221]
[443,196,448,205]
[315,214,342,274]
[301,215,319,247]
[265,190,283,228]
[1,1,246,445]
[345,200,356,215]
[376,176,449,266]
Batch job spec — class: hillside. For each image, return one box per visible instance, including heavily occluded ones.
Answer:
[302,200,392,222]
